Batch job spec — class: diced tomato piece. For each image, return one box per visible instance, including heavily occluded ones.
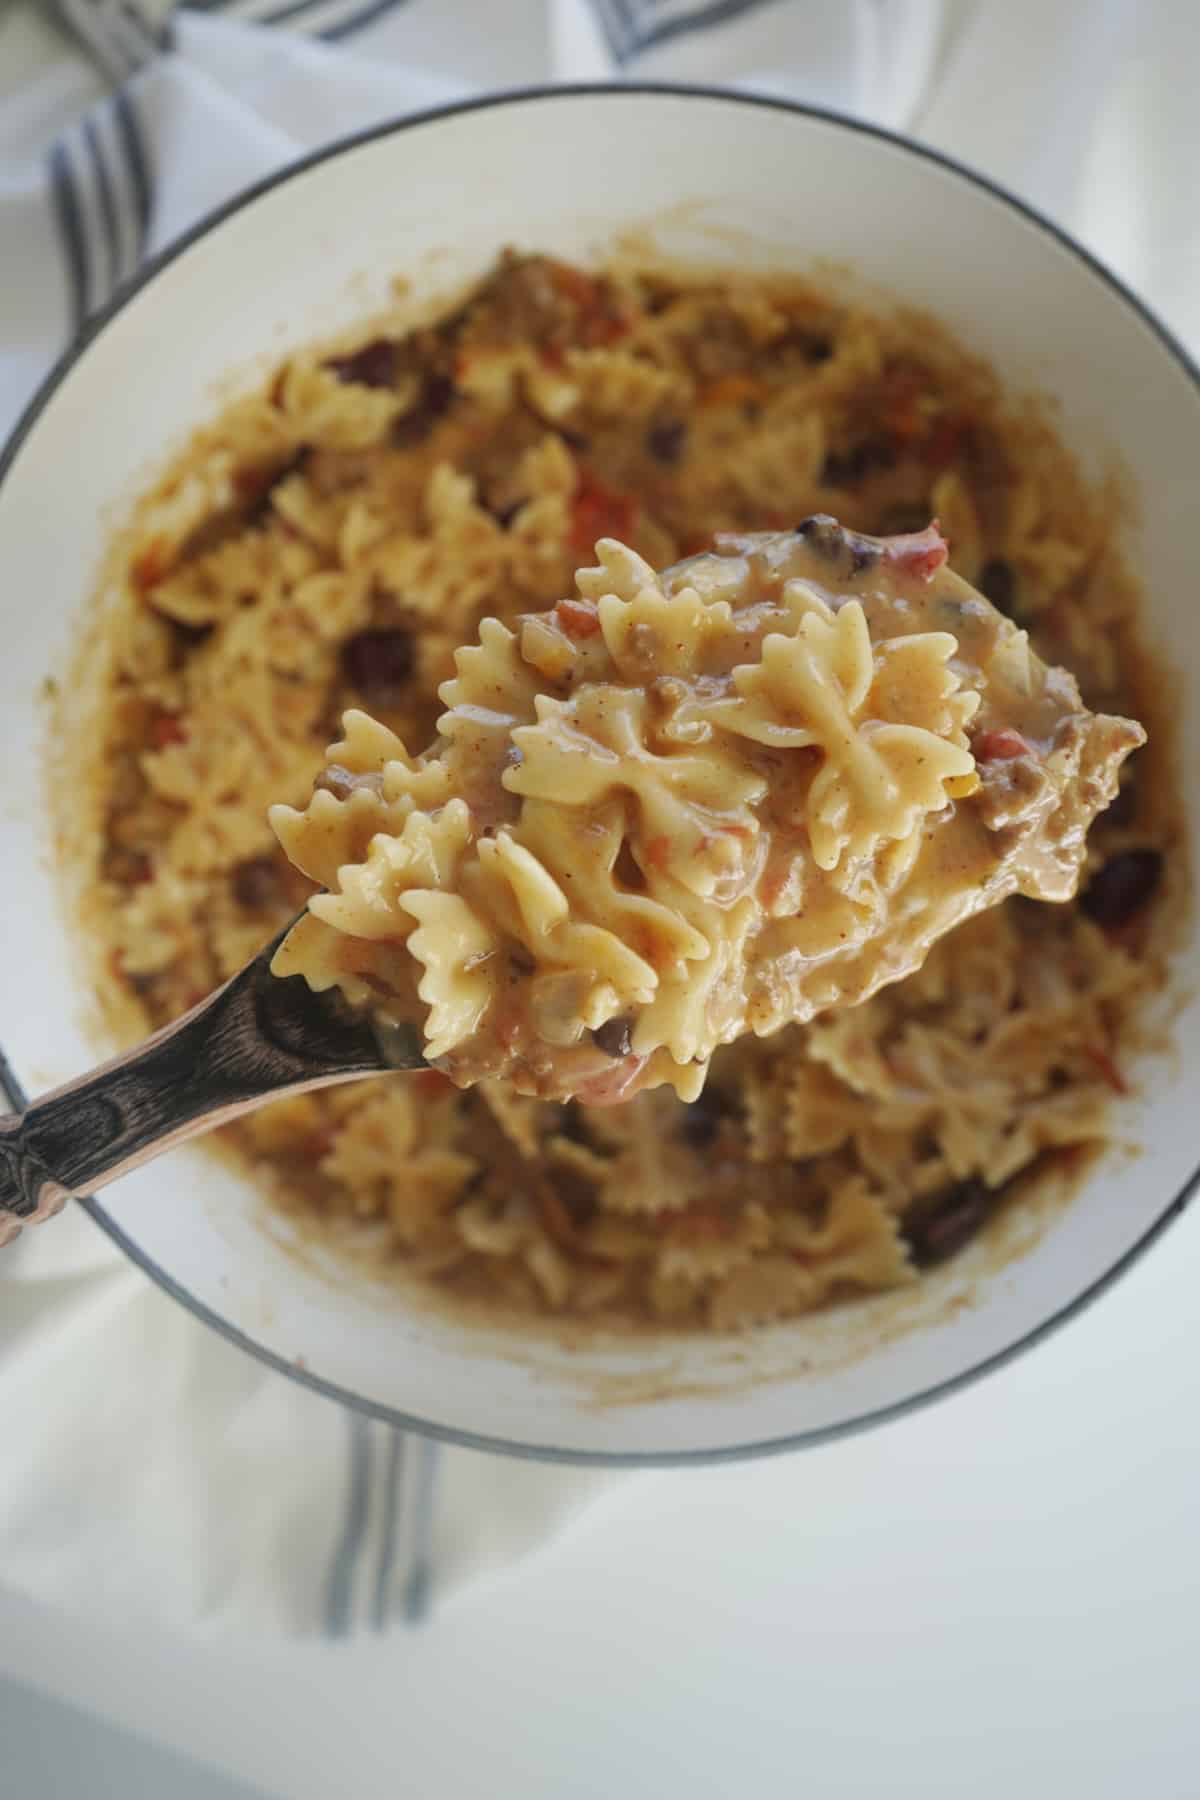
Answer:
[881,366,925,443]
[1084,1044,1128,1094]
[924,413,968,469]
[973,728,1031,762]
[233,464,273,504]
[680,531,715,557]
[882,520,949,581]
[131,537,170,592]
[555,597,602,638]
[581,312,629,347]
[698,375,765,410]
[675,1208,733,1243]
[570,470,638,555]
[148,711,188,749]
[544,260,629,347]
[547,259,603,312]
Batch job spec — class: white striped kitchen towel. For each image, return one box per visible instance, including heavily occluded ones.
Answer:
[3,0,1196,1638]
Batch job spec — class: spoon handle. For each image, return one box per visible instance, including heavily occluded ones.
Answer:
[0,936,419,1244]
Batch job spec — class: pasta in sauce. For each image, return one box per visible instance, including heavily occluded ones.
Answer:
[75,252,1178,1328]
[270,520,1142,1105]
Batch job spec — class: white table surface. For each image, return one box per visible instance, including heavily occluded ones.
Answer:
[3,1189,1198,1798]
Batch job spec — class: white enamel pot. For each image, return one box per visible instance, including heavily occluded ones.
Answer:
[1,87,1196,1462]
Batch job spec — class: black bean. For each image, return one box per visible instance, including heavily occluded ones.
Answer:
[645,419,688,465]
[553,1169,598,1229]
[340,628,414,704]
[789,330,833,364]
[560,1101,590,1144]
[978,557,1018,617]
[877,502,932,537]
[424,371,455,415]
[795,515,851,562]
[678,1087,730,1148]
[1105,771,1139,830]
[1079,849,1163,929]
[770,325,833,364]
[903,1178,993,1268]
[231,855,283,910]
[821,440,896,485]
[243,448,310,526]
[592,1017,634,1059]
[680,1110,718,1148]
[102,846,151,886]
[170,618,214,651]
[391,372,456,447]
[326,338,398,390]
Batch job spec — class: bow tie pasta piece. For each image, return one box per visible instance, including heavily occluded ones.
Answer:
[269,519,1144,1103]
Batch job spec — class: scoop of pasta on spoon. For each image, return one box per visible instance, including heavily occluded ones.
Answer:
[272,514,1141,1104]
[0,519,1142,1238]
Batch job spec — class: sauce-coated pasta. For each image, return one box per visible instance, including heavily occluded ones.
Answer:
[74,253,1178,1328]
[270,520,1142,1103]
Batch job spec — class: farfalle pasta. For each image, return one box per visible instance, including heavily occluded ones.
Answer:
[74,252,1178,1330]
[269,519,1142,1103]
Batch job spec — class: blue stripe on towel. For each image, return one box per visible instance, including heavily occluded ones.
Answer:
[324,1411,374,1636]
[112,87,153,262]
[47,139,90,333]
